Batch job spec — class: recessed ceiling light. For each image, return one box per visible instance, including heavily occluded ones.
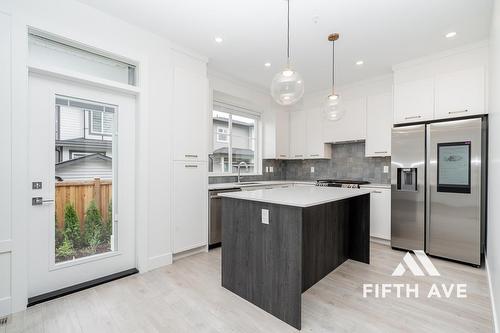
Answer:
[264,62,271,67]
[355,60,364,66]
[445,31,457,38]
[215,37,223,43]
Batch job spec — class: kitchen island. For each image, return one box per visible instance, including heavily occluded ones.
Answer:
[219,186,371,330]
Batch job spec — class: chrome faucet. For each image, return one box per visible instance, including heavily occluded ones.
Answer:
[237,161,248,183]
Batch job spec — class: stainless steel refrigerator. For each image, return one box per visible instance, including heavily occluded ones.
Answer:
[391,117,487,265]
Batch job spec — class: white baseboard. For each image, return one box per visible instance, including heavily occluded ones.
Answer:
[486,256,499,333]
[0,296,11,317]
[173,246,207,261]
[370,236,390,246]
[147,253,173,271]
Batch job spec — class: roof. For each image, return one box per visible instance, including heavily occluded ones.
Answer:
[55,138,112,149]
[212,147,254,156]
[55,153,112,167]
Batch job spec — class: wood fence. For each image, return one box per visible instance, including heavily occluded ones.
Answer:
[55,178,112,231]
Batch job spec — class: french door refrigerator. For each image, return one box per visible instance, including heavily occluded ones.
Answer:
[391,117,487,265]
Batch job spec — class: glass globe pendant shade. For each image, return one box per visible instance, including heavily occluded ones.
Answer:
[270,68,305,106]
[324,94,344,121]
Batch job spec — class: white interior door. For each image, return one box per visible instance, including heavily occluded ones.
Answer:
[28,72,136,298]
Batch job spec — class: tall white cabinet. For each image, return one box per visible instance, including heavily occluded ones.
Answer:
[365,93,392,157]
[172,67,209,254]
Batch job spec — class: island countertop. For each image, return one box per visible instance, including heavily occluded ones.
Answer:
[217,186,371,208]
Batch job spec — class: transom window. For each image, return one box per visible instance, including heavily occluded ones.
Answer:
[209,101,260,175]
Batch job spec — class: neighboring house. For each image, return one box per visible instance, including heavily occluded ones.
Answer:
[54,100,114,180]
[55,153,112,180]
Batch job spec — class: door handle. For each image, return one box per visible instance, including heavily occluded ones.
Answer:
[32,197,54,206]
[374,151,388,154]
[404,115,422,120]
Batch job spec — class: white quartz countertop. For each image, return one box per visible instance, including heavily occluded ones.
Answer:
[208,180,315,191]
[217,186,371,208]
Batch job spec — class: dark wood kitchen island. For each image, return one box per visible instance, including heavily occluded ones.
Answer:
[219,186,370,330]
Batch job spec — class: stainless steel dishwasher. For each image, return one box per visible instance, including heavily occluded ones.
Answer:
[209,187,242,249]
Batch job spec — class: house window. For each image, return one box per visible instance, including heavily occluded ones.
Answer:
[209,101,260,174]
[90,111,113,136]
[216,127,229,143]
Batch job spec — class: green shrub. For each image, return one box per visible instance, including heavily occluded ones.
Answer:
[101,200,113,243]
[63,203,81,248]
[55,214,63,249]
[56,236,75,258]
[88,228,101,253]
[84,200,102,247]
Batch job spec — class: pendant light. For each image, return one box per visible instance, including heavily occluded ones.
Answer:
[325,33,344,121]
[270,0,304,106]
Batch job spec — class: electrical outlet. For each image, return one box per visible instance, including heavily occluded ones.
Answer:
[261,209,269,224]
[265,166,269,173]
[383,165,389,173]
[310,166,315,173]
[270,166,274,173]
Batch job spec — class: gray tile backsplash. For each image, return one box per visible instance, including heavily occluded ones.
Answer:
[283,142,391,184]
[209,142,391,185]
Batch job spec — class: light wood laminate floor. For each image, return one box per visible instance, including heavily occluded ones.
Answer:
[3,243,493,333]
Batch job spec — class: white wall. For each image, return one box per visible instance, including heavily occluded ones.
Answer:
[0,0,207,314]
[487,0,500,331]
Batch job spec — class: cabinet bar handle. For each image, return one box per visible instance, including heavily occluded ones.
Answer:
[374,151,388,154]
[185,154,198,158]
[372,190,382,194]
[295,154,303,158]
[448,109,468,115]
[185,164,198,168]
[279,154,287,157]
[404,115,422,120]
[310,154,320,157]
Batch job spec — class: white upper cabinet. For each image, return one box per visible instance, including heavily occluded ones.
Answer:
[435,67,485,119]
[322,97,366,143]
[306,107,331,158]
[172,67,208,161]
[365,93,392,157]
[275,108,290,159]
[393,78,434,124]
[289,110,307,159]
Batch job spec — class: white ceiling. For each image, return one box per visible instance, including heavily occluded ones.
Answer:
[78,0,493,93]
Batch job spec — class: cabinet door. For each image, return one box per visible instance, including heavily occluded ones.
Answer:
[289,110,307,159]
[173,67,208,161]
[365,93,392,157]
[394,78,434,124]
[173,161,208,253]
[322,97,366,143]
[435,67,485,119]
[275,108,290,159]
[369,188,391,240]
[306,107,331,158]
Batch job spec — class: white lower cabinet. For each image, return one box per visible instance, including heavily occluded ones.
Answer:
[172,161,208,253]
[366,187,391,240]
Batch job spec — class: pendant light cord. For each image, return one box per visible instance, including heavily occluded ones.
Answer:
[332,39,335,94]
[287,0,290,67]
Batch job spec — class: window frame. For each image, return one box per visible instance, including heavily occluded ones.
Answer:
[209,101,262,176]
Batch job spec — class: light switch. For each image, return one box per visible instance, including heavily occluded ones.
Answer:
[261,209,269,224]
[270,166,274,173]
[383,165,389,173]
[310,166,315,173]
[265,166,269,173]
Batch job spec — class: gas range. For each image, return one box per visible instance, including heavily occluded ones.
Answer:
[315,179,371,188]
